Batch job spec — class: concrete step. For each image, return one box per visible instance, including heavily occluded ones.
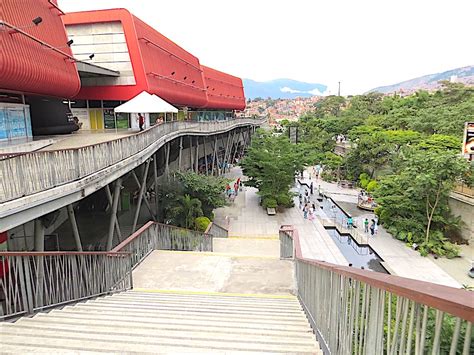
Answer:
[0,325,321,354]
[16,316,314,339]
[88,297,304,314]
[45,308,310,327]
[31,312,312,332]
[0,342,104,354]
[1,322,316,346]
[72,301,305,318]
[110,292,301,306]
[59,305,309,324]
[119,290,300,305]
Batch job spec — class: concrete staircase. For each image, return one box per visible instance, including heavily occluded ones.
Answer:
[0,290,322,354]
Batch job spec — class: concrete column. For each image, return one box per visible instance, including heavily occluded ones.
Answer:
[105,185,122,240]
[189,136,194,171]
[203,136,209,175]
[33,219,45,252]
[153,154,159,220]
[178,136,183,171]
[165,142,170,178]
[33,218,45,307]
[106,178,122,250]
[132,160,150,232]
[66,205,82,251]
[194,137,199,173]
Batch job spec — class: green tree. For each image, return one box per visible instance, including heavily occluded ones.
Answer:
[171,194,203,229]
[174,171,228,219]
[375,149,469,256]
[241,129,305,208]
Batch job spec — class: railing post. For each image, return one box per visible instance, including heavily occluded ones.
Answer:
[21,256,34,314]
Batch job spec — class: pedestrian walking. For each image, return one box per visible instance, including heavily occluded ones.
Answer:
[364,218,369,233]
[299,194,303,209]
[138,113,145,131]
[370,219,376,236]
[308,205,315,221]
[303,204,308,219]
[310,182,314,195]
[347,216,353,229]
[374,221,378,235]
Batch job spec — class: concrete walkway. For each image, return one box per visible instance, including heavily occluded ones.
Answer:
[299,171,464,288]
[214,167,347,265]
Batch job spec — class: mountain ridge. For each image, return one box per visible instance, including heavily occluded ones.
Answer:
[243,78,327,100]
[368,65,474,94]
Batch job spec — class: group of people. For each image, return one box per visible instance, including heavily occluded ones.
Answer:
[225,177,242,202]
[299,190,317,220]
[363,217,378,236]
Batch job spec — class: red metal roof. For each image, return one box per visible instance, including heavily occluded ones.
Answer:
[202,65,246,110]
[0,0,80,98]
[63,9,245,110]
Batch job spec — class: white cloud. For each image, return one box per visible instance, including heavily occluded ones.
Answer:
[58,0,474,95]
[280,87,301,94]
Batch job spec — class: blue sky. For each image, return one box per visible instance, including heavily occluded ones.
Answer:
[59,0,474,95]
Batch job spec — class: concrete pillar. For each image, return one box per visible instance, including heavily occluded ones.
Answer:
[106,178,122,250]
[33,219,44,252]
[66,205,82,251]
[33,218,45,307]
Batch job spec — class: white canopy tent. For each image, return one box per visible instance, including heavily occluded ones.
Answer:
[114,91,178,129]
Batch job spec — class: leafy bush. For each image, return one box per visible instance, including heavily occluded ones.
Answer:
[194,216,211,232]
[262,197,277,209]
[366,180,378,192]
[276,193,293,208]
[359,173,370,189]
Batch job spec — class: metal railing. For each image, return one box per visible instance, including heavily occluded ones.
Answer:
[112,221,213,269]
[280,225,473,355]
[0,252,131,320]
[453,182,474,198]
[0,221,213,319]
[0,118,263,203]
[204,221,229,238]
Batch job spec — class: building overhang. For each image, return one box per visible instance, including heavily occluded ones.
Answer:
[76,61,120,78]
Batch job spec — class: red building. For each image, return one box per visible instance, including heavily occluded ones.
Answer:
[63,9,245,130]
[0,0,81,138]
[0,2,246,137]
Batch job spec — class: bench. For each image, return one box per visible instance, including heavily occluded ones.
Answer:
[267,208,276,215]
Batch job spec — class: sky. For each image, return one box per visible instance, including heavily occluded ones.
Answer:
[58,0,474,95]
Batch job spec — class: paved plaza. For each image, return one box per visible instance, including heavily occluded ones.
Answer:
[215,167,470,288]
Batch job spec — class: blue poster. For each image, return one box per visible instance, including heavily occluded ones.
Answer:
[7,107,26,138]
[0,108,7,140]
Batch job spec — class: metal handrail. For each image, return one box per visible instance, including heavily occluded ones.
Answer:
[279,225,473,354]
[0,118,264,203]
[0,222,213,320]
[204,221,229,238]
[112,221,213,269]
[0,251,132,320]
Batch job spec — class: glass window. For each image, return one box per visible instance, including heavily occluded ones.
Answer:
[88,100,102,108]
[103,100,121,108]
[71,100,87,108]
[103,109,116,129]
[116,112,130,129]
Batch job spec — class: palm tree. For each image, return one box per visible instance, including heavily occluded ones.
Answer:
[171,194,203,229]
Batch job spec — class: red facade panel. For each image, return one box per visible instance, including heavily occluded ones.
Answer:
[63,9,148,101]
[63,8,245,110]
[0,0,80,98]
[133,16,208,108]
[202,65,246,110]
